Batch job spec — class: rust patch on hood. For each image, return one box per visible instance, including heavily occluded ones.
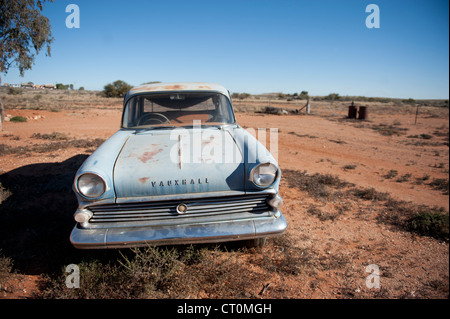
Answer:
[163,84,186,90]
[139,177,150,184]
[138,148,163,163]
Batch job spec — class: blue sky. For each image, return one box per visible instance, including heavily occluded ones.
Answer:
[1,0,449,99]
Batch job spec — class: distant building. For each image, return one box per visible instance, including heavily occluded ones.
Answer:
[21,82,34,88]
[2,82,56,89]
[44,84,56,89]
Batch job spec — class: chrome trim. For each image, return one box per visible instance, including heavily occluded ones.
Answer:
[114,190,275,204]
[121,91,236,129]
[70,211,287,249]
[75,172,108,201]
[82,193,275,229]
[74,208,93,223]
[267,194,284,209]
[77,197,116,210]
[248,162,280,188]
[176,203,188,215]
[75,190,277,212]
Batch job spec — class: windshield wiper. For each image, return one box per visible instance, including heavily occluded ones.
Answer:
[179,124,222,129]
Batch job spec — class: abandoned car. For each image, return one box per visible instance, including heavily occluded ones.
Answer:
[70,82,287,249]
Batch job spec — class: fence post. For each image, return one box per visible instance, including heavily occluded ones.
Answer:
[414,104,419,125]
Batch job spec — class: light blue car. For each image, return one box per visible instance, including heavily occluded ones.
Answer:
[70,82,287,249]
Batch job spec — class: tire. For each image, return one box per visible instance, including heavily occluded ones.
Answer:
[246,237,267,249]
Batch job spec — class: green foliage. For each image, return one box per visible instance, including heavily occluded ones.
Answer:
[103,80,133,98]
[231,92,251,100]
[0,0,54,75]
[299,90,309,100]
[10,116,27,122]
[403,98,416,104]
[409,211,449,240]
[326,93,340,101]
[56,83,70,90]
[428,178,449,195]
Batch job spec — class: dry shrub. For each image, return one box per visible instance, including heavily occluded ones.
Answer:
[283,169,349,200]
[0,138,105,156]
[0,250,14,291]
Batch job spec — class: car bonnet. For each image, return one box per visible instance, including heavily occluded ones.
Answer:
[113,127,245,199]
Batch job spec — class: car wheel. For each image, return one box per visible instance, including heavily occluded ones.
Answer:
[246,237,267,249]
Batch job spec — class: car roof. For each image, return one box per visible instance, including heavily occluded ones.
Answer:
[125,82,230,100]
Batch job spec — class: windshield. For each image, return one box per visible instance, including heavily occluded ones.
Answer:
[122,92,235,129]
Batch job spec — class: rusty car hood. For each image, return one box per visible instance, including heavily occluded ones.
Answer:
[113,128,245,199]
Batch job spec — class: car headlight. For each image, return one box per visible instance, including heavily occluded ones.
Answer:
[77,173,106,198]
[250,163,279,187]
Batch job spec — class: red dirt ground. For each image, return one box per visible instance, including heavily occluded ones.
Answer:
[0,106,448,299]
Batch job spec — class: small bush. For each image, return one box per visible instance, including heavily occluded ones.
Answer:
[232,92,251,100]
[10,116,27,122]
[0,250,14,290]
[103,80,132,98]
[396,173,412,183]
[0,138,105,156]
[7,87,22,95]
[326,93,340,101]
[402,98,415,104]
[353,187,390,201]
[119,246,183,292]
[428,178,449,195]
[31,132,69,141]
[384,170,398,179]
[372,124,408,136]
[409,211,449,240]
[282,170,349,200]
[407,134,433,140]
[307,204,339,221]
[379,199,449,241]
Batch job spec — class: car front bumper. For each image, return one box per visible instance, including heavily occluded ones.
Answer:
[70,212,287,249]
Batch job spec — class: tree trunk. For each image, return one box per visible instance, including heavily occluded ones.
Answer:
[0,96,4,131]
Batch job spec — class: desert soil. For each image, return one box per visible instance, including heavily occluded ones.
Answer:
[0,105,448,299]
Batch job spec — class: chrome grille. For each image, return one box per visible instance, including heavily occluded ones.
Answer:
[86,194,273,228]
